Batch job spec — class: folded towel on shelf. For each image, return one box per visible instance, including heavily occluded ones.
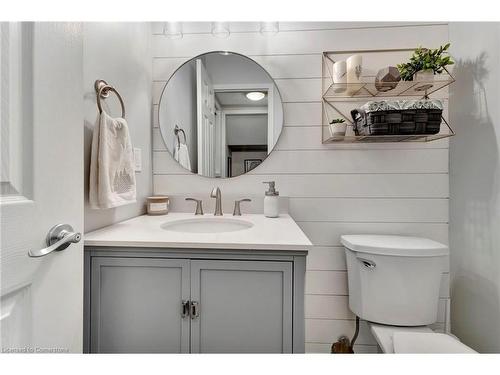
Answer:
[89,110,136,209]
[174,142,192,171]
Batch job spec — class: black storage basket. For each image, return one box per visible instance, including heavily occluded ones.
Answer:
[351,102,442,136]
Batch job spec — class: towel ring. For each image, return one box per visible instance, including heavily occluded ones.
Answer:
[95,79,126,118]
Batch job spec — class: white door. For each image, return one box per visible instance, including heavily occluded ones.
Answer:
[0,22,83,353]
[196,59,216,177]
[214,106,226,178]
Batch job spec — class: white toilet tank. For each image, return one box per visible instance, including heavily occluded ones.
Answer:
[341,235,449,326]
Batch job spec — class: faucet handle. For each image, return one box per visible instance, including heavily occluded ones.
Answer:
[185,198,204,215]
[233,199,251,216]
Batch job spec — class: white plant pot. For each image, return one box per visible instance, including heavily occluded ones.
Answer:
[329,122,347,137]
[413,70,435,92]
[414,69,435,81]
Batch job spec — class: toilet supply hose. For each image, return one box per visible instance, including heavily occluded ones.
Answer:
[331,316,360,354]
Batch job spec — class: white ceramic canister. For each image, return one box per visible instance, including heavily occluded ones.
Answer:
[333,60,347,93]
[346,54,363,94]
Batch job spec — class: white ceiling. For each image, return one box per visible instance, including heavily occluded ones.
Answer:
[215,91,268,108]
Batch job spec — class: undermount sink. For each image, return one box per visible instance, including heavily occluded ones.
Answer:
[161,217,254,233]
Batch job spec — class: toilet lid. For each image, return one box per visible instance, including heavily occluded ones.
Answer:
[393,332,476,353]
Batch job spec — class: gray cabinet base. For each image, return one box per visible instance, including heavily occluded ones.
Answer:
[84,247,307,354]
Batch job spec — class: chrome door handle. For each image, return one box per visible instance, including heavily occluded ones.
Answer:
[28,224,81,258]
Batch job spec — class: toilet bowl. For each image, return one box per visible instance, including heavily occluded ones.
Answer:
[341,234,476,354]
[369,323,476,353]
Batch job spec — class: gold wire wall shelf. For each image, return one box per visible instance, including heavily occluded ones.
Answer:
[322,48,456,144]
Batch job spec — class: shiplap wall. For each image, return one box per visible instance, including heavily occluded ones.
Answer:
[150,22,451,353]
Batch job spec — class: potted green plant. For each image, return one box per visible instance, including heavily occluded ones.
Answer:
[397,43,454,82]
[329,118,347,137]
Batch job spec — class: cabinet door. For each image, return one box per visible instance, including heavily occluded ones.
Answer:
[90,257,190,353]
[190,260,293,353]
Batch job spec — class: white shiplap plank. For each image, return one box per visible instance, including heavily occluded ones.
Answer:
[153,149,449,175]
[306,271,348,295]
[152,25,448,57]
[305,295,447,322]
[153,173,449,198]
[283,102,322,126]
[153,54,322,81]
[153,57,191,80]
[277,78,320,102]
[289,198,448,223]
[307,247,347,271]
[298,222,449,247]
[305,295,353,320]
[306,319,377,345]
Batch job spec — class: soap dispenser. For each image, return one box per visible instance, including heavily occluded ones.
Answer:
[263,181,279,218]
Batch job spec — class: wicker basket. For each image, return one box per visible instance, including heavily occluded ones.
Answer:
[351,99,443,136]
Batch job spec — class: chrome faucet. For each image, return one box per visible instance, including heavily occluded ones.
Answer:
[210,187,223,216]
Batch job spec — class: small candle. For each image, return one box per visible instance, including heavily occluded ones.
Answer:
[146,196,170,215]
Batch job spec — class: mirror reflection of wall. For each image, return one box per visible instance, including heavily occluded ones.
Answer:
[158,52,283,179]
[225,113,268,177]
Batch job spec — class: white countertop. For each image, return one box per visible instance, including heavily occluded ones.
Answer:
[84,213,312,252]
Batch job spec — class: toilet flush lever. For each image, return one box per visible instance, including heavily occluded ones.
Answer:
[357,257,376,269]
[28,224,81,258]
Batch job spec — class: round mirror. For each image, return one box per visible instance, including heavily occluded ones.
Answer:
[158,51,283,178]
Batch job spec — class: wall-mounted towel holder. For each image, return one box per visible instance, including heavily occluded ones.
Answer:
[94,79,126,118]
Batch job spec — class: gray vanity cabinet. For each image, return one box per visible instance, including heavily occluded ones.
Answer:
[89,258,190,353]
[190,260,292,353]
[85,248,306,353]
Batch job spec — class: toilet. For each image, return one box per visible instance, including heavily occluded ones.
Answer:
[341,235,476,353]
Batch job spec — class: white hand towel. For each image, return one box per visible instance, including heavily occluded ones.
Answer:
[89,111,136,209]
[174,143,191,171]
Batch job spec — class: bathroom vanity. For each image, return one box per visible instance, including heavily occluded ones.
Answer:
[84,213,311,353]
